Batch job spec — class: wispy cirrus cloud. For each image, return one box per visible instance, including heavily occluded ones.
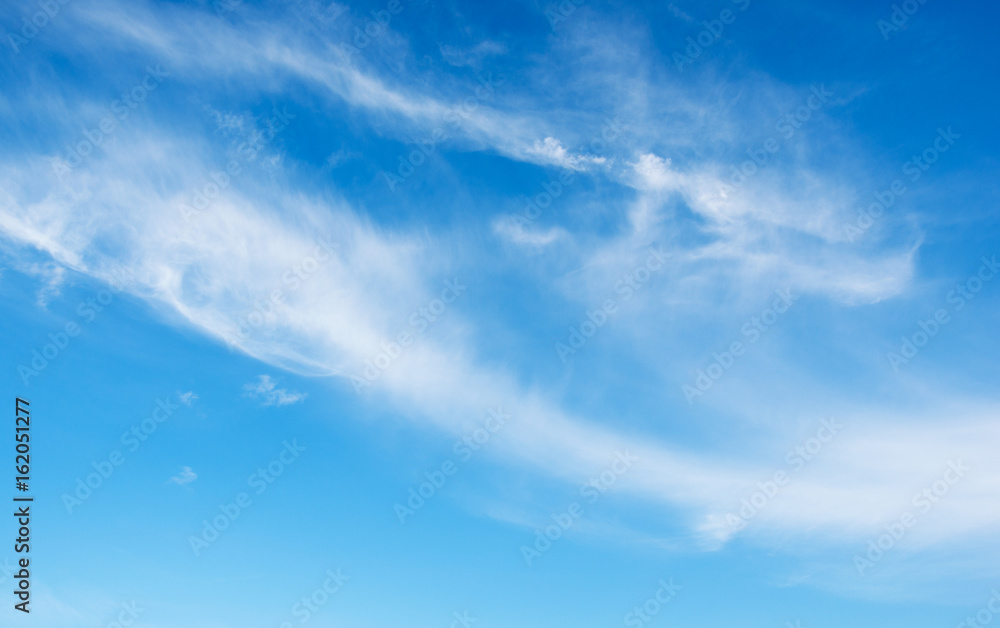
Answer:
[0,0,994,594]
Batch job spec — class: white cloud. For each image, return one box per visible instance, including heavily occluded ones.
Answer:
[527,137,607,171]
[168,466,197,485]
[492,217,567,248]
[243,375,307,407]
[23,260,66,307]
[631,153,682,192]
[179,391,198,406]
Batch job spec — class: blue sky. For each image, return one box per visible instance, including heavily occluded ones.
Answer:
[1,0,999,625]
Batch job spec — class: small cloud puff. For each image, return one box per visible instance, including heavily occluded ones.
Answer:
[528,137,606,171]
[631,153,683,191]
[243,375,307,407]
[169,466,197,486]
[492,217,567,248]
[179,391,198,406]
